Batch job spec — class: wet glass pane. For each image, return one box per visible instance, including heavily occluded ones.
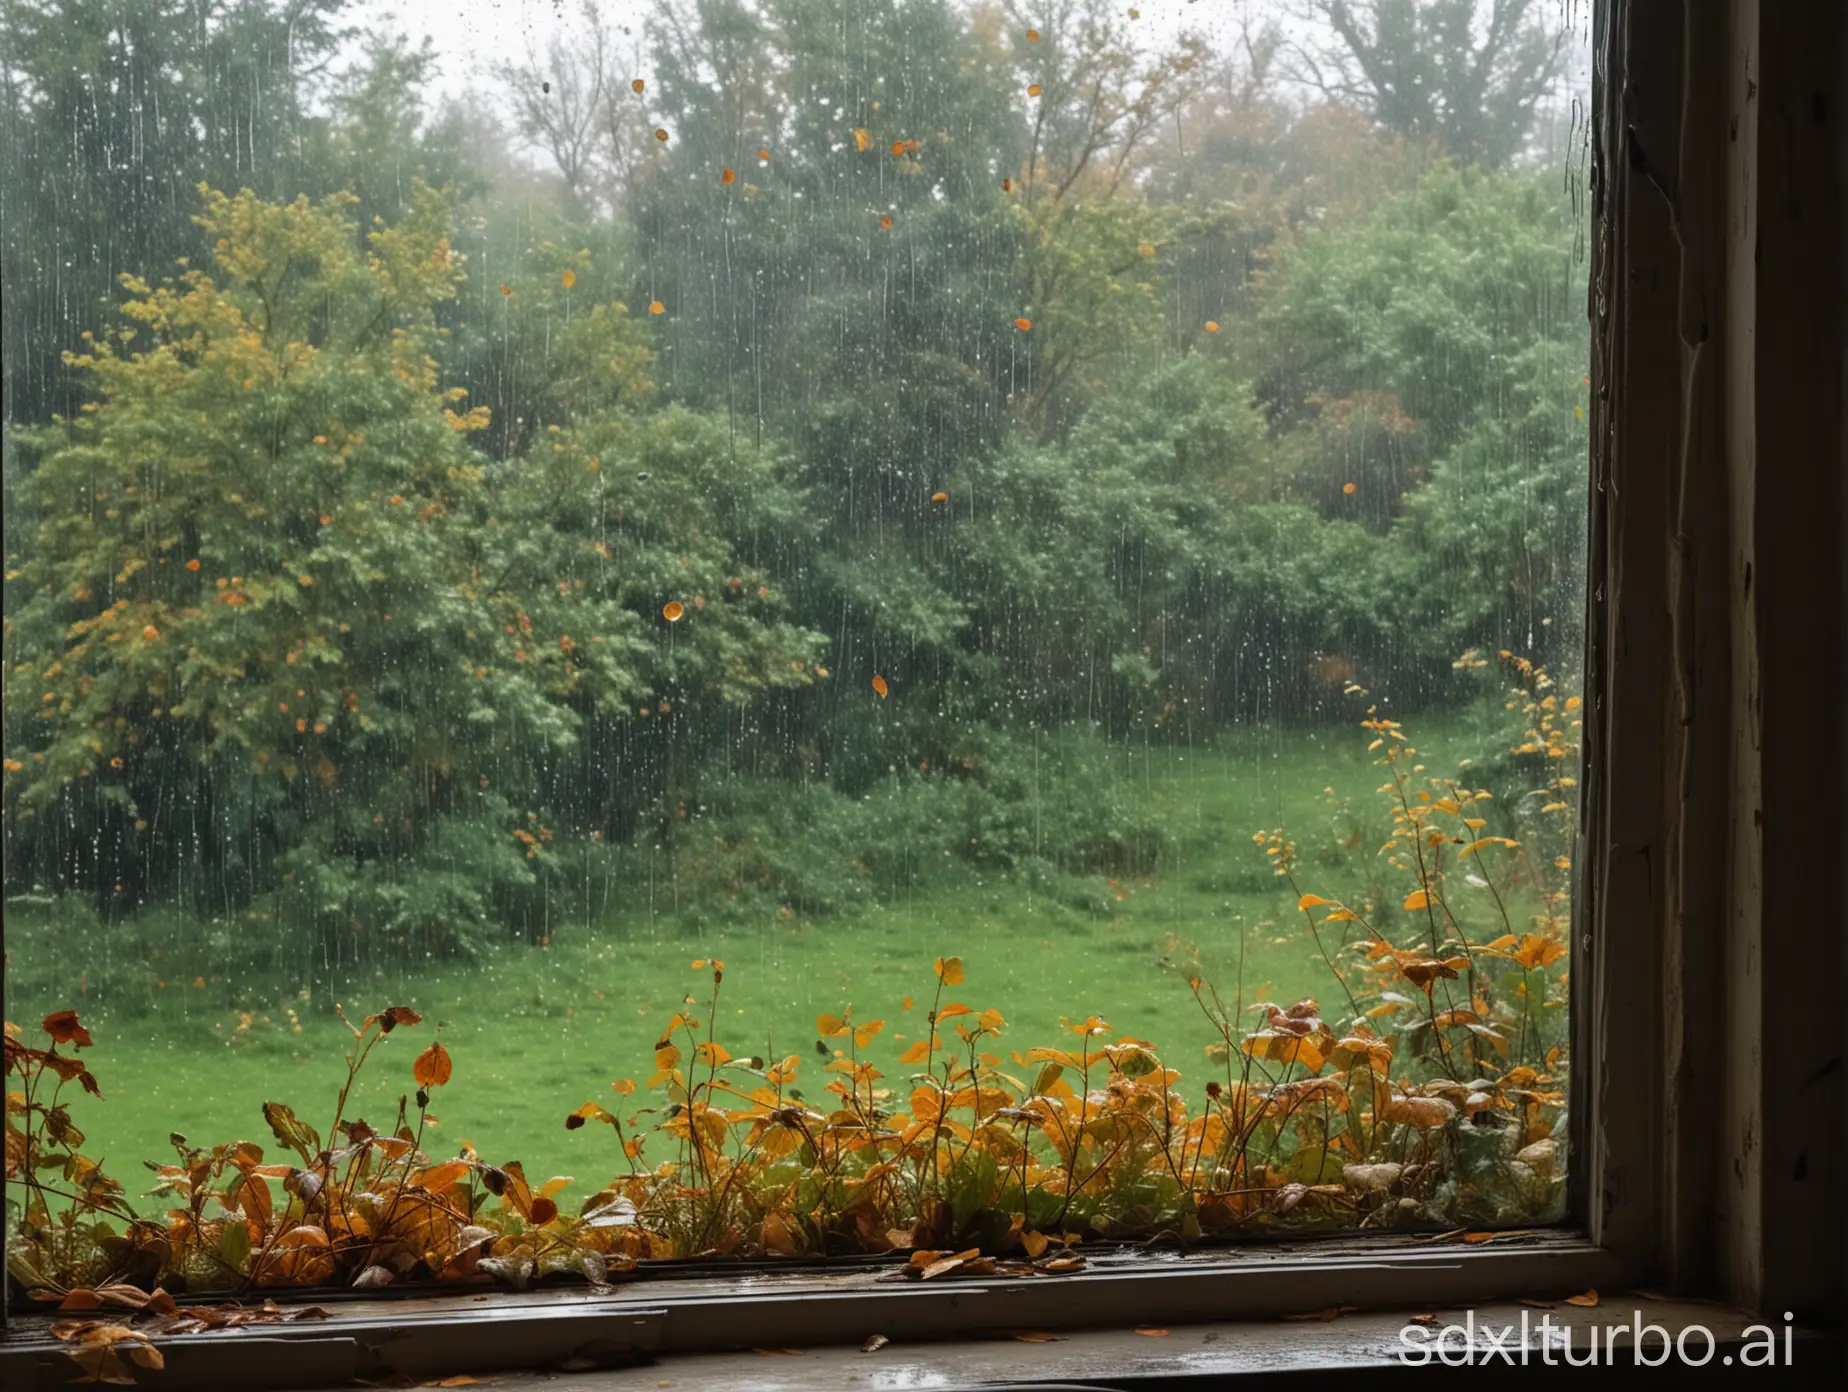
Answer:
[5,0,1591,1289]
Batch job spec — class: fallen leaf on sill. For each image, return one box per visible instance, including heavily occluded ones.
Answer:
[1635,1290,1671,1302]
[1565,1289,1601,1308]
[1518,1298,1556,1309]
[1411,1228,1467,1243]
[1465,1228,1538,1244]
[752,1347,806,1355]
[1286,1306,1358,1322]
[862,1334,890,1353]
[1000,1330,1067,1342]
[1408,1314,1443,1328]
[434,1378,482,1388]
[1134,1327,1171,1337]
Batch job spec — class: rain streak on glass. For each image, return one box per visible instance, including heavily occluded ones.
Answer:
[2,0,1592,1286]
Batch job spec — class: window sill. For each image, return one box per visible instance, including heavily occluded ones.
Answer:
[3,1231,1638,1389]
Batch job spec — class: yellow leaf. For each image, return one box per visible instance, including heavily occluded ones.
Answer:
[934,956,965,986]
[561,269,576,288]
[1403,889,1432,911]
[1296,894,1332,910]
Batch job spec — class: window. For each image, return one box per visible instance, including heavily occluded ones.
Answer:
[5,0,1844,1384]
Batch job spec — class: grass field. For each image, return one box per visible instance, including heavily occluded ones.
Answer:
[5,711,1517,1204]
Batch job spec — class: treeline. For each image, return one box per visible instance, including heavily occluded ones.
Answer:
[1,0,1588,957]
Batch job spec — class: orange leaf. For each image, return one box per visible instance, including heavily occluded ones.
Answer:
[42,1011,94,1048]
[1565,1289,1600,1307]
[1134,1327,1170,1337]
[934,956,965,986]
[413,1043,453,1088]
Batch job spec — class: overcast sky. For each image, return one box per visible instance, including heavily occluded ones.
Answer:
[357,1,1302,100]
[351,0,1590,138]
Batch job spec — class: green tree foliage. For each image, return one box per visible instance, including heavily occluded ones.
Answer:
[2,188,817,960]
[1253,164,1588,684]
[0,0,350,424]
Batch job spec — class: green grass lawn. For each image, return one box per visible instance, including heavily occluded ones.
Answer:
[5,713,1515,1205]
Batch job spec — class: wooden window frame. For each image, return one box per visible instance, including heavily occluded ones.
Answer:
[3,0,1842,1384]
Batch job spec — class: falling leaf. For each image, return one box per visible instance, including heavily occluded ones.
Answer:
[649,300,665,315]
[880,215,893,229]
[853,128,872,151]
[871,674,888,697]
[1138,242,1156,256]
[934,956,965,985]
[1002,178,1014,193]
[930,491,948,504]
[654,128,670,142]
[1013,317,1032,332]
[413,1043,453,1088]
[662,601,685,622]
[758,148,770,161]
[1027,84,1042,97]
[721,168,736,185]
[1565,1289,1601,1307]
[1343,482,1357,494]
[561,269,576,288]
[632,79,645,94]
[500,285,512,296]
[140,625,159,641]
[1204,321,1220,333]
[185,558,201,571]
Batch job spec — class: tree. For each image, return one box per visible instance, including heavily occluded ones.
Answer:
[1287,0,1565,168]
[1,187,819,960]
[1253,162,1589,690]
[0,0,349,425]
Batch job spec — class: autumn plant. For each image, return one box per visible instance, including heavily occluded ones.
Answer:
[6,656,1576,1304]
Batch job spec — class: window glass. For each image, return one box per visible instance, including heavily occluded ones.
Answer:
[5,0,1590,1290]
